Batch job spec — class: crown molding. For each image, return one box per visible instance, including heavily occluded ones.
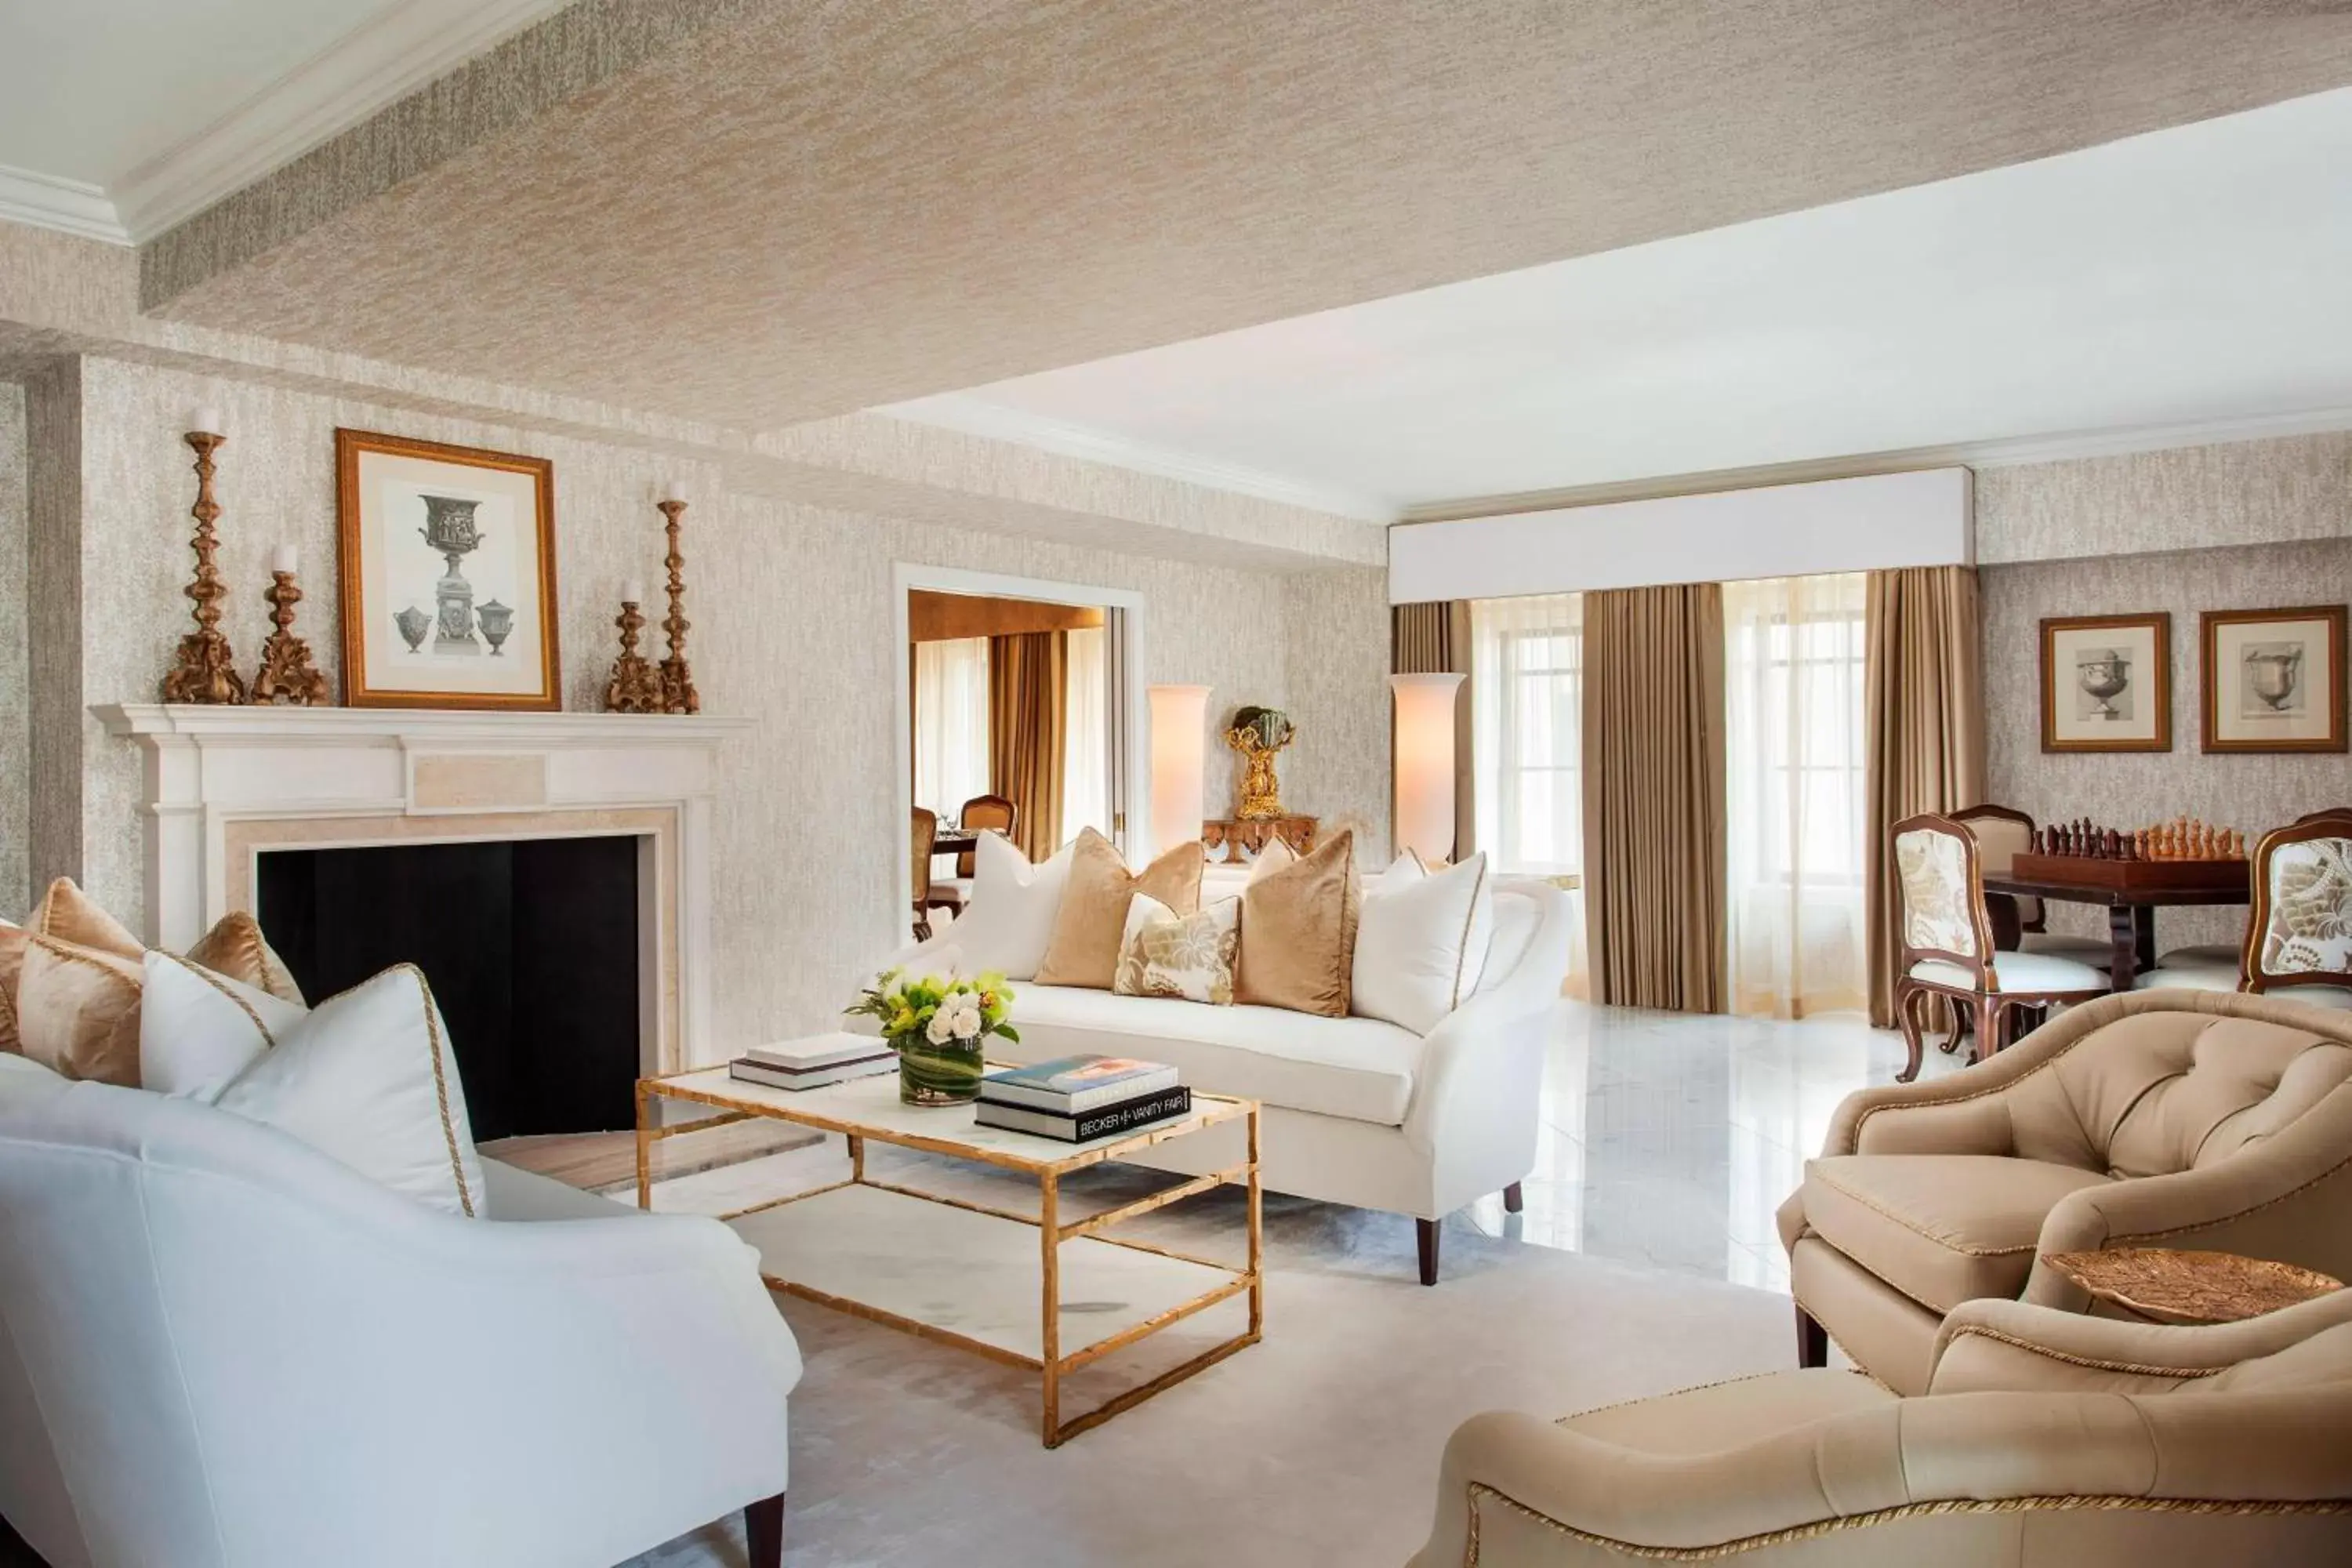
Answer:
[886,395,1396,524]
[110,0,570,242]
[0,163,129,245]
[1397,404,2352,524]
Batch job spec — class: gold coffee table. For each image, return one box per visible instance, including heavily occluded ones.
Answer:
[637,1062,1261,1446]
[2043,1247,2343,1326]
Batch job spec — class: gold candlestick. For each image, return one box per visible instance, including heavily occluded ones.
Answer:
[249,571,330,706]
[656,498,700,715]
[604,599,666,713]
[162,431,248,704]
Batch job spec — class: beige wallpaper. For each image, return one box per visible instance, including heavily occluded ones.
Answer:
[1981,535,2352,952]
[1976,431,2352,564]
[0,383,24,913]
[30,354,1391,1041]
[23,361,81,914]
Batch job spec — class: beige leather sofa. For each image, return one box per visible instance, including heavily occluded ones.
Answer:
[1777,989,2352,1394]
[1406,1289,2352,1566]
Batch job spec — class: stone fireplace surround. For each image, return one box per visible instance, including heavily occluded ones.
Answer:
[96,705,748,1073]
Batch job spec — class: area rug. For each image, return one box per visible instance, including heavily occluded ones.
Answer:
[619,1147,1794,1568]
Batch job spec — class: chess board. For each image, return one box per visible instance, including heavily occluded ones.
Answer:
[2009,853,2250,895]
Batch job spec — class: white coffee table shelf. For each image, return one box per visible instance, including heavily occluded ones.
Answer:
[637,1057,1261,1446]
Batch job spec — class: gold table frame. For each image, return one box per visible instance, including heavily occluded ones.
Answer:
[636,1068,1263,1447]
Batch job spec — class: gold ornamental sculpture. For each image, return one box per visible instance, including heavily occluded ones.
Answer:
[1224,706,1295,821]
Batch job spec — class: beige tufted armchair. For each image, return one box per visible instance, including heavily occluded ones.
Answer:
[1405,1290,2352,1566]
[1778,989,2352,1395]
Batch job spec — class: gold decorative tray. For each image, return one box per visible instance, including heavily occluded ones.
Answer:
[2043,1247,2343,1325]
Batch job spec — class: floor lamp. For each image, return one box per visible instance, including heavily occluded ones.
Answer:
[1148,684,1212,859]
[1390,673,1465,865]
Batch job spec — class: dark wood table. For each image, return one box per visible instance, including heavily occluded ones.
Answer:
[930,827,978,858]
[1982,869,2249,993]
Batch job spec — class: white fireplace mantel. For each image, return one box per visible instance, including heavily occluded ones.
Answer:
[96,703,752,1069]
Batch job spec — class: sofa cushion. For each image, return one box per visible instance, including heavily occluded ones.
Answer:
[1351,852,1494,1035]
[1035,829,1204,990]
[1000,982,1421,1124]
[953,834,1074,980]
[1563,1368,1892,1454]
[1236,829,1359,1018]
[1801,1154,2112,1313]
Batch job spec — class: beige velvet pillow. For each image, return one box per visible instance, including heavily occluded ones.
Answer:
[186,910,307,1004]
[31,877,143,960]
[16,935,144,1087]
[0,922,24,1055]
[1236,830,1359,1017]
[1034,829,1205,990]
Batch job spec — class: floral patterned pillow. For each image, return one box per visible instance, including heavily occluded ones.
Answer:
[1895,828,1976,958]
[2262,837,2352,977]
[1114,895,1240,1006]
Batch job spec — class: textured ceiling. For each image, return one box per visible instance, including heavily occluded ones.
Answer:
[151,0,2352,434]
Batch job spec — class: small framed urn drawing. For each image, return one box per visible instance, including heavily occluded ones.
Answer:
[336,428,561,710]
[2039,612,2171,753]
[2201,604,2347,754]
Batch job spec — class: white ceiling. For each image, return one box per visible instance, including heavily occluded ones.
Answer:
[0,0,561,241]
[887,88,2352,521]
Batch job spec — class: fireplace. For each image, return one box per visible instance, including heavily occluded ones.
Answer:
[258,836,645,1140]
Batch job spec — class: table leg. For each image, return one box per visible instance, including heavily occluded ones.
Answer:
[634,1083,655,1211]
[2135,906,2158,976]
[1040,1171,1062,1447]
[2107,905,2139,994]
[848,1133,865,1182]
[1247,1106,1263,1340]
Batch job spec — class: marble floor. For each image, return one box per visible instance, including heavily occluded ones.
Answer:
[1458,1000,1966,1291]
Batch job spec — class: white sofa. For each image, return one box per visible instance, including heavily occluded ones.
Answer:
[898,871,1574,1283]
[0,1053,801,1568]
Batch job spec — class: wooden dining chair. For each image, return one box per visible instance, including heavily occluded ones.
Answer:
[954,793,1017,878]
[2139,808,2352,1008]
[1889,813,2112,1082]
[911,807,940,942]
[1949,803,2110,964]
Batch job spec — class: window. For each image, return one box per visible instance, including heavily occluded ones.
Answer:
[911,637,990,818]
[1472,593,1584,877]
[1722,574,1867,1018]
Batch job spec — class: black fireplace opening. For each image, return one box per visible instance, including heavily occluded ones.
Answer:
[256,835,643,1142]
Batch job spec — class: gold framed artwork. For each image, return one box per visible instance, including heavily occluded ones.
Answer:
[2200,604,2347,754]
[336,429,561,710]
[2039,612,2171,753]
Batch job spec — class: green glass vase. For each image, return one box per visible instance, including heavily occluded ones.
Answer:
[895,1033,985,1105]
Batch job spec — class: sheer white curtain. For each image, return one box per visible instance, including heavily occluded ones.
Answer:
[1471,593,1589,996]
[1722,574,1869,1018]
[1062,625,1109,845]
[913,637,990,819]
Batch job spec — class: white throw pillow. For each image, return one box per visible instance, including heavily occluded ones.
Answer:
[953,833,1076,980]
[205,964,485,1217]
[1351,853,1494,1035]
[1113,894,1240,1005]
[140,951,309,1098]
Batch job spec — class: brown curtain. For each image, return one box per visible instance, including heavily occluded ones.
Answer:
[1864,566,1986,1025]
[1391,601,1475,858]
[989,631,1067,861]
[1581,583,1727,1011]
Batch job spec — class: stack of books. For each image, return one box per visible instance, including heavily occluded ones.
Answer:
[729,1033,896,1091]
[975,1054,1191,1142]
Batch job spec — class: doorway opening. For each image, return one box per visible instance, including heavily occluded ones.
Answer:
[893,567,1142,942]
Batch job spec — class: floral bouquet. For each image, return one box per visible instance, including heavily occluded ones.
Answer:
[844,968,1018,1105]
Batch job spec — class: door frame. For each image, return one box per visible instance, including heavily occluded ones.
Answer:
[891,563,1146,920]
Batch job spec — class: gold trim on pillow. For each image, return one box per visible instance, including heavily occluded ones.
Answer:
[1447,855,1490,1009]
[158,951,282,1051]
[32,877,143,960]
[397,964,476,1218]
[17,935,143,1087]
[185,911,306,1005]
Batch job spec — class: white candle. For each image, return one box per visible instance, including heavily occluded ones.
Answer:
[189,405,225,437]
[272,544,298,575]
[622,579,646,606]
[659,478,687,504]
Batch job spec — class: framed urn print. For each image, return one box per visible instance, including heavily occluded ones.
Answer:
[2201,604,2347,753]
[336,429,561,710]
[2039,612,2171,753]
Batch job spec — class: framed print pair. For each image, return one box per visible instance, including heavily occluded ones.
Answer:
[2040,604,2347,755]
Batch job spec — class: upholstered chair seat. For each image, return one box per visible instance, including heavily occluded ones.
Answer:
[1780,989,2352,1396]
[1407,1290,2352,1566]
[1797,1153,2113,1313]
[1908,950,2107,993]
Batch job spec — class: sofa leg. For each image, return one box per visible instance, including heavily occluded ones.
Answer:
[746,1492,784,1568]
[1795,1305,1828,1369]
[1417,1218,1441,1286]
[1502,1181,1524,1214]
